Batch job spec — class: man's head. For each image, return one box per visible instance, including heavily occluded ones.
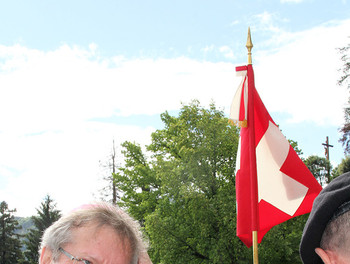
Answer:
[39,202,147,264]
[300,172,350,264]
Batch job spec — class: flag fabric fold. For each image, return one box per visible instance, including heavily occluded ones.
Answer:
[231,64,322,248]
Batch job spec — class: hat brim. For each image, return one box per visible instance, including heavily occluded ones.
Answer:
[300,172,350,263]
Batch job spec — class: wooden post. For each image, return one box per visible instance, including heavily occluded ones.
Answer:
[253,231,259,264]
[322,136,333,183]
[322,136,333,161]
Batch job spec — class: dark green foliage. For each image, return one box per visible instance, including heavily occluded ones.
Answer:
[0,201,24,264]
[289,139,303,156]
[259,215,308,264]
[23,195,61,264]
[332,155,350,179]
[116,101,251,263]
[115,141,161,225]
[145,101,246,263]
[304,155,332,185]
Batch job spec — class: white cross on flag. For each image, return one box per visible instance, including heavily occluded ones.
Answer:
[230,64,322,247]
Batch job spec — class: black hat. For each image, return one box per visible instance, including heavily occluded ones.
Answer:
[300,172,350,263]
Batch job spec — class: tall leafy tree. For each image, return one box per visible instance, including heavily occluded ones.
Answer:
[23,195,61,264]
[115,141,161,224]
[338,42,350,153]
[0,201,23,264]
[332,155,350,179]
[304,155,332,185]
[147,102,246,263]
[117,101,250,263]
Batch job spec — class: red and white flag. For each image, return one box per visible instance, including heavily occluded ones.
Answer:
[230,64,322,247]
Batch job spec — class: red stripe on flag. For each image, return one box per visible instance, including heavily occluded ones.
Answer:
[246,64,259,232]
[236,66,248,72]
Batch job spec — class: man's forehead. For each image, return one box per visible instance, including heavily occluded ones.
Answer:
[67,223,133,264]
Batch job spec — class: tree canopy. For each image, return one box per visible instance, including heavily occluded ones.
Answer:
[115,101,249,263]
[23,195,61,264]
[304,155,332,186]
[338,41,350,154]
[0,201,23,264]
[114,100,312,263]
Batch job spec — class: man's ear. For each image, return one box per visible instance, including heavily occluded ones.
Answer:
[315,248,333,264]
[39,247,53,264]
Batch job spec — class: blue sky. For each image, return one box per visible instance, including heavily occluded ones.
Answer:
[0,0,349,216]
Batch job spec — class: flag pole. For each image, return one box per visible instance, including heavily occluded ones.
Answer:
[246,27,259,264]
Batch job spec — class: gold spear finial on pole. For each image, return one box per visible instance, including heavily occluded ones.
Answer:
[246,27,253,65]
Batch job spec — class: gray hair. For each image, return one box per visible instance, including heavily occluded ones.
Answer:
[320,209,350,258]
[40,202,146,264]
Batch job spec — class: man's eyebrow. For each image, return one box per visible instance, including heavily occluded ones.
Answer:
[78,252,99,263]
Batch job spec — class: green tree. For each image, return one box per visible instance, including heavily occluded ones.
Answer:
[23,195,61,264]
[146,101,243,263]
[332,155,350,179]
[304,155,332,185]
[117,101,250,263]
[289,139,303,156]
[0,201,23,264]
[338,41,350,153]
[115,140,161,225]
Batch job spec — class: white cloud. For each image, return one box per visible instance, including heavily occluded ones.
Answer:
[254,19,350,126]
[0,45,236,216]
[0,46,235,132]
[1,18,349,216]
[0,122,155,216]
[219,46,235,59]
[250,11,287,35]
[201,45,215,54]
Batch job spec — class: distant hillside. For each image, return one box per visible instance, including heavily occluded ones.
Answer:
[14,216,34,252]
[16,216,35,235]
